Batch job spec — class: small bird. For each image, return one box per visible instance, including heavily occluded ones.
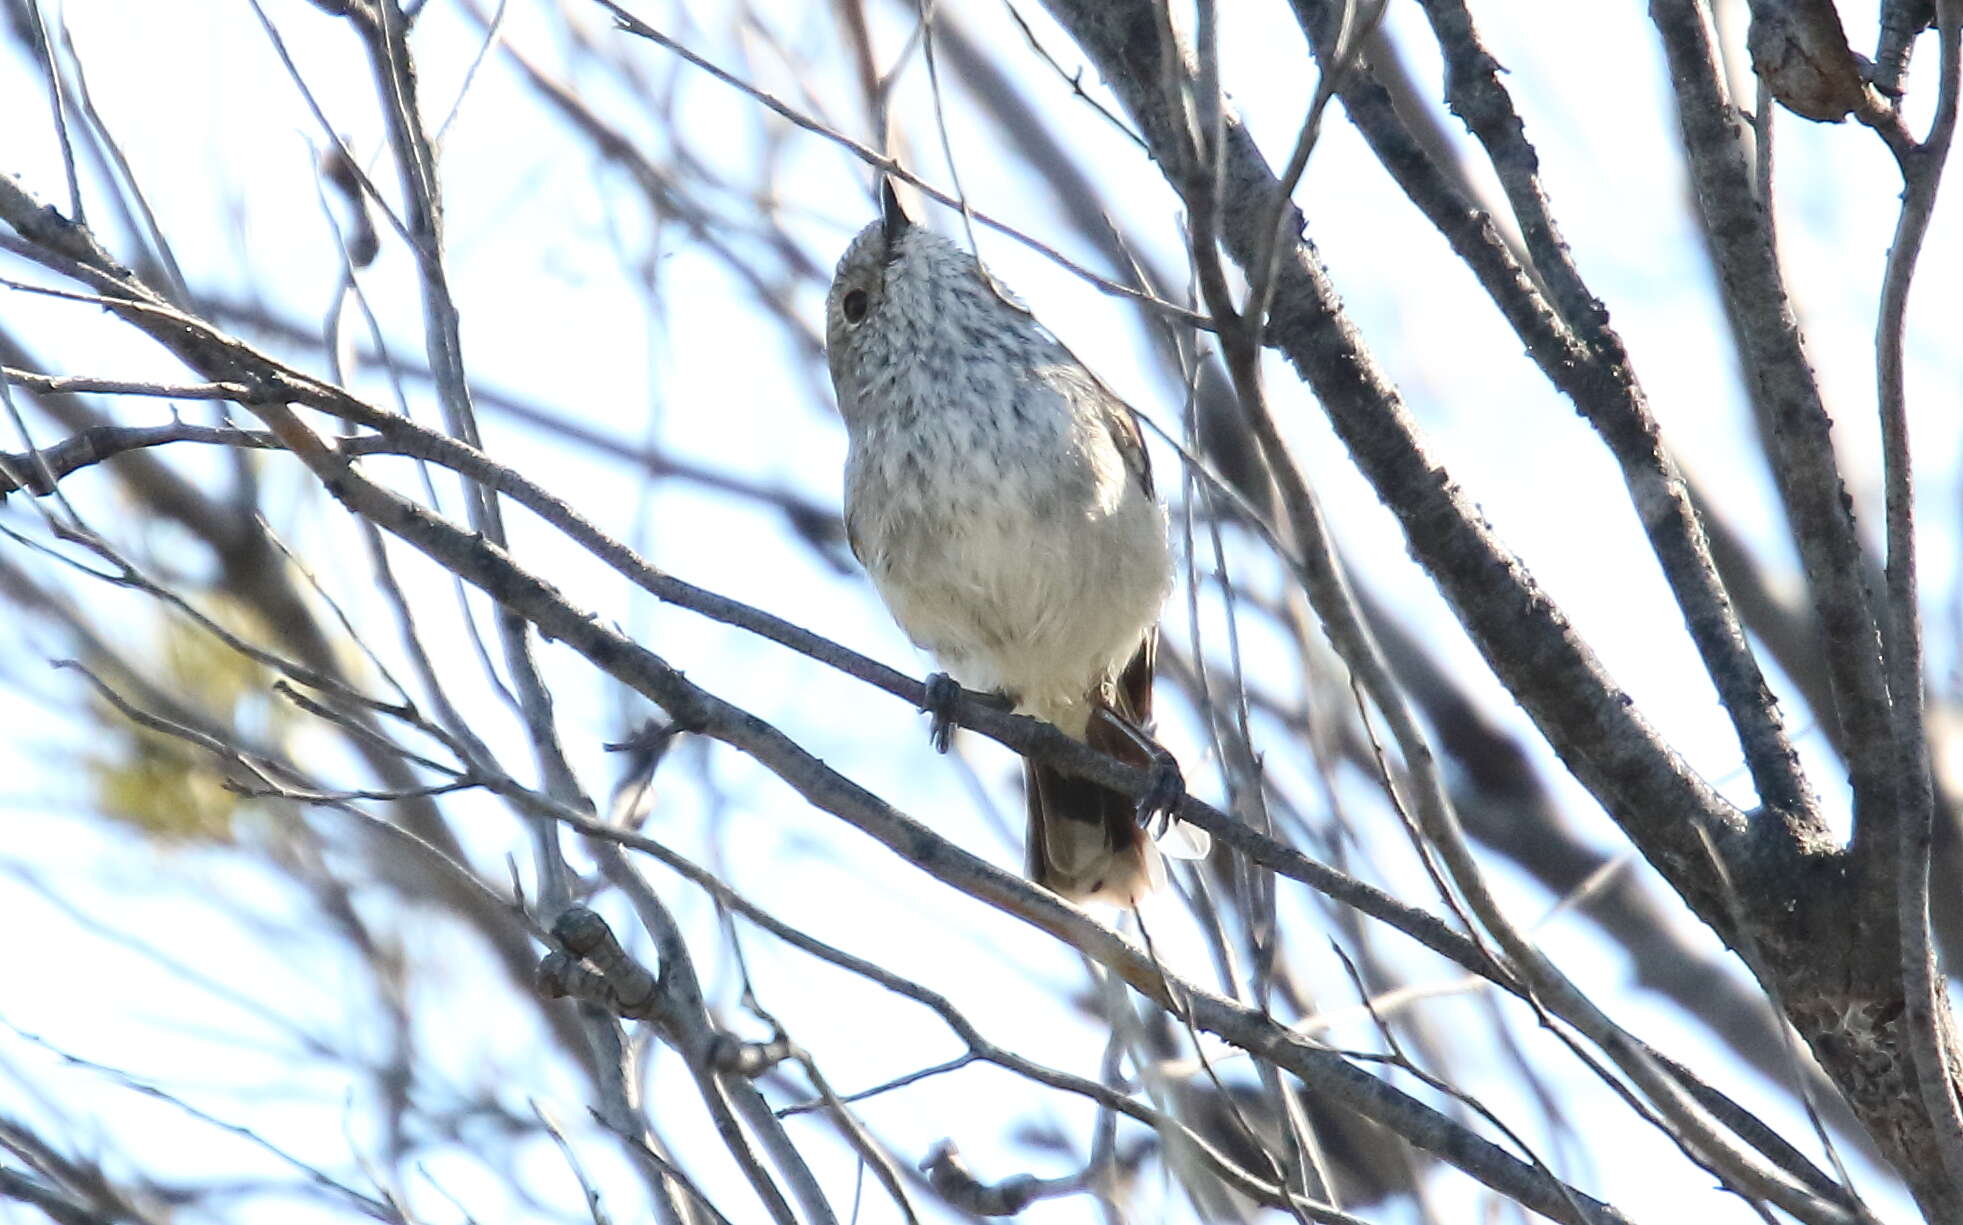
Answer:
[824,182,1201,905]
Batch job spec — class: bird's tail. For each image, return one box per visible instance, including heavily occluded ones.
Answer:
[1024,754,1162,906]
[1024,636,1165,906]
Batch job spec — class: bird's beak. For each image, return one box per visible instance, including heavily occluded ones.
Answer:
[880,177,913,253]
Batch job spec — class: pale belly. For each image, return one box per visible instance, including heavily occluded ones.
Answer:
[855,486,1170,735]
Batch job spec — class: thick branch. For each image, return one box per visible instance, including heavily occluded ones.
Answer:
[1879,0,1963,1199]
[1293,0,1816,828]
[1038,0,1768,946]
[1650,0,1898,868]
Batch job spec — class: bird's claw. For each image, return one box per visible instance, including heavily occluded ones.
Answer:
[923,672,961,754]
[1137,759,1185,838]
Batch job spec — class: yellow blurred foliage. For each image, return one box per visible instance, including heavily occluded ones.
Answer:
[83,595,289,843]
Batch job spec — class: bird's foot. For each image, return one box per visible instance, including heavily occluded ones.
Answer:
[1092,703,1186,834]
[922,675,1013,751]
[923,672,962,754]
[1137,756,1185,838]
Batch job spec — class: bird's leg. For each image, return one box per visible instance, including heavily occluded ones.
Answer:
[1094,704,1185,836]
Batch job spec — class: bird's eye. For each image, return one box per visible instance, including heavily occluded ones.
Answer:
[842,288,869,324]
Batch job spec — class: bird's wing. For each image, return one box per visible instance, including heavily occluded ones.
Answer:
[1102,393,1156,500]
